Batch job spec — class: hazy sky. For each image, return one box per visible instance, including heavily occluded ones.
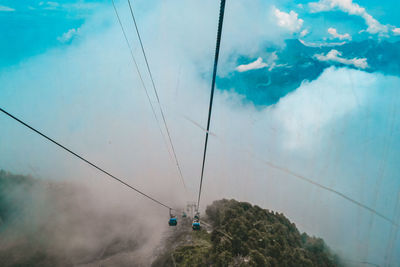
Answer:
[1,0,399,265]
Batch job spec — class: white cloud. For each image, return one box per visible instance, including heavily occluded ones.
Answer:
[36,1,98,10]
[274,7,304,32]
[46,1,59,7]
[267,52,287,71]
[310,0,362,13]
[327,27,352,40]
[309,0,388,34]
[39,1,60,10]
[236,53,286,72]
[236,57,268,72]
[314,49,369,69]
[393,28,400,36]
[62,3,100,10]
[0,5,15,12]
[300,29,309,37]
[299,39,346,47]
[271,67,374,150]
[57,28,80,43]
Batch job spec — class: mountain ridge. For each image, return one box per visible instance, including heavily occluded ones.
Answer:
[153,199,340,266]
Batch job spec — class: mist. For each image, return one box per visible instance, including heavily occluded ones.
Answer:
[0,0,399,266]
[0,171,170,265]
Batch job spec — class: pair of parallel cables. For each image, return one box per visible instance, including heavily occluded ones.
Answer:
[1,0,399,232]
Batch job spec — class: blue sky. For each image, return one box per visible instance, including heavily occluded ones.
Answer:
[0,0,107,68]
[1,0,400,70]
[1,0,400,265]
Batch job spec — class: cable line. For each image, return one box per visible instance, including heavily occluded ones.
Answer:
[197,0,226,210]
[0,107,174,210]
[111,0,175,170]
[126,0,187,190]
[254,155,399,228]
[179,111,399,227]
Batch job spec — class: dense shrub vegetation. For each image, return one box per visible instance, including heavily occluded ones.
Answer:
[155,199,340,267]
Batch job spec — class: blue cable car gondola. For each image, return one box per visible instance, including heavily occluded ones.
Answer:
[168,209,177,226]
[192,220,200,230]
[169,217,177,226]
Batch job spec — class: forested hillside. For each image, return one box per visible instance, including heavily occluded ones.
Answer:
[154,199,340,266]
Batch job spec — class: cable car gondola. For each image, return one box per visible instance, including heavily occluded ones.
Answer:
[192,220,201,230]
[192,211,201,230]
[168,209,177,226]
[169,217,177,226]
